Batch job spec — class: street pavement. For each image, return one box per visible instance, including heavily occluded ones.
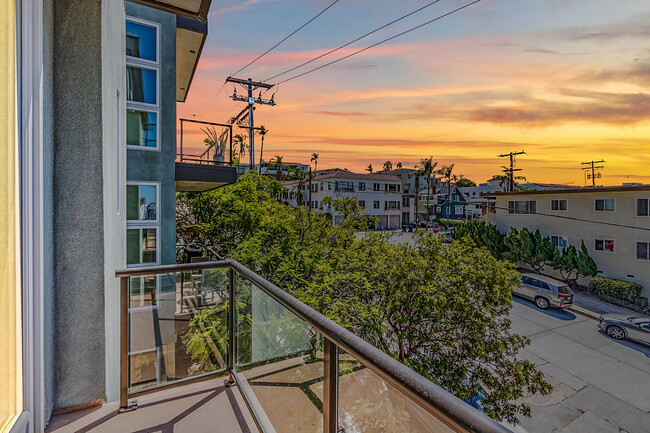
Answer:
[510,298,650,433]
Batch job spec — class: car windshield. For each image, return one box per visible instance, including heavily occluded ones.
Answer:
[557,285,571,294]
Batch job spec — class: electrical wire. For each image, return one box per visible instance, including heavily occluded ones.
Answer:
[231,0,342,77]
[276,0,481,85]
[264,0,442,82]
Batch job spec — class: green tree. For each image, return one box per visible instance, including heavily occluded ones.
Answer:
[411,156,438,222]
[365,163,373,173]
[271,155,285,181]
[311,152,319,172]
[233,134,247,169]
[552,240,598,287]
[452,220,507,259]
[257,125,268,175]
[455,177,476,187]
[396,161,402,169]
[383,160,393,171]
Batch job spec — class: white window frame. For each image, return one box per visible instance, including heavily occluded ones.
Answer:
[454,205,464,215]
[635,240,650,261]
[126,226,161,268]
[126,16,161,152]
[636,198,649,217]
[550,234,568,249]
[594,198,615,212]
[507,200,537,215]
[126,181,160,224]
[594,237,616,253]
[550,198,568,212]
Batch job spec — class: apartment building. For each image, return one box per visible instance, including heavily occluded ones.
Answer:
[260,160,309,178]
[284,172,404,229]
[378,168,435,224]
[485,185,650,297]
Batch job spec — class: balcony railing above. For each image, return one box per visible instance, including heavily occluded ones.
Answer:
[115,260,511,433]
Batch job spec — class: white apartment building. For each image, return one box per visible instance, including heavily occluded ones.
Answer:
[485,185,650,297]
[283,172,403,229]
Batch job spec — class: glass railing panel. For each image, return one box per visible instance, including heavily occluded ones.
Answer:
[337,350,457,433]
[234,274,324,433]
[127,268,229,392]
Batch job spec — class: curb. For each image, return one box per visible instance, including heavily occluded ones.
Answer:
[568,306,600,321]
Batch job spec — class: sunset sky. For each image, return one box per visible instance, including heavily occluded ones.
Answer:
[178,0,650,186]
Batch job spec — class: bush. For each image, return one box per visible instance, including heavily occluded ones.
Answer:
[588,276,643,303]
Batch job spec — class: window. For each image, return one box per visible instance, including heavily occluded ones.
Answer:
[637,199,649,216]
[551,235,568,249]
[126,18,160,151]
[320,183,323,191]
[127,183,158,221]
[358,200,366,208]
[455,205,464,215]
[637,242,649,260]
[358,182,365,191]
[373,183,380,191]
[127,228,158,265]
[595,198,615,212]
[328,182,331,190]
[336,181,354,191]
[386,201,399,210]
[595,238,615,253]
[373,200,380,209]
[507,200,536,215]
[551,199,568,211]
[402,197,410,207]
[387,184,399,192]
[126,20,158,62]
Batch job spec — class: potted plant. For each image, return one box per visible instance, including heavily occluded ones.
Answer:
[202,125,227,164]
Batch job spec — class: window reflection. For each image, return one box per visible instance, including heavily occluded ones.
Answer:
[127,66,157,105]
[127,110,157,147]
[126,21,157,62]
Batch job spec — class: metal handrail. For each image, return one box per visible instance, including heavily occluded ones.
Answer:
[116,260,510,433]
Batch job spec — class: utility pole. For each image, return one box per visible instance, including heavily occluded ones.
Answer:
[226,77,275,169]
[581,160,605,187]
[498,150,526,192]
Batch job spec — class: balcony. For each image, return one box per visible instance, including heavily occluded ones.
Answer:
[176,118,238,192]
[49,260,509,433]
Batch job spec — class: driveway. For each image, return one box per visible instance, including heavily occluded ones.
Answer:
[510,298,650,432]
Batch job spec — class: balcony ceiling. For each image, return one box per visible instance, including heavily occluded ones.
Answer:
[176,162,238,192]
[176,16,207,102]
[128,0,212,22]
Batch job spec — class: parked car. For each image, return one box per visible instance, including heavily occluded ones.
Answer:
[514,273,574,309]
[598,314,650,345]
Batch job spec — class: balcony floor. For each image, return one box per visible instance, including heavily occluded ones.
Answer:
[46,379,258,433]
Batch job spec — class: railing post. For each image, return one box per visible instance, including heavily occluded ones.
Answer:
[323,338,339,433]
[119,276,137,412]
[228,267,235,371]
[180,119,184,162]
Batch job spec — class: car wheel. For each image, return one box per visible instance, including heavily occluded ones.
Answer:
[607,325,626,340]
[535,297,550,310]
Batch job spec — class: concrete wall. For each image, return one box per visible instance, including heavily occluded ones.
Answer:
[125,2,177,267]
[487,190,650,297]
[51,0,125,409]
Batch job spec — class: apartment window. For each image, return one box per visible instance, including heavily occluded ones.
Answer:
[320,183,323,191]
[387,183,399,192]
[328,182,331,190]
[636,242,649,260]
[436,206,442,214]
[594,198,615,212]
[507,200,536,215]
[637,199,649,216]
[358,200,366,208]
[336,181,354,191]
[386,201,399,210]
[551,199,568,211]
[373,183,380,191]
[595,238,615,253]
[127,227,159,265]
[127,183,158,221]
[373,200,380,209]
[455,205,464,215]
[358,182,365,191]
[551,235,568,249]
[126,18,160,151]
[402,197,410,207]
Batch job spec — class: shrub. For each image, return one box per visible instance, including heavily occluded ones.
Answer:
[588,276,643,303]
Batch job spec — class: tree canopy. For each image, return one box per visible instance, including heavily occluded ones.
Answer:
[177,172,551,424]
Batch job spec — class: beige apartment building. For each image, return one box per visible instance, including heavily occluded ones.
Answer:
[485,185,650,298]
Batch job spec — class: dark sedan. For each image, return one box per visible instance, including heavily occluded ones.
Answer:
[598,314,650,346]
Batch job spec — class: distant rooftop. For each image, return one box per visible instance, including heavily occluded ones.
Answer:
[485,184,650,196]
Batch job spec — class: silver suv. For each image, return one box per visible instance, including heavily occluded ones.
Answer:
[515,273,574,309]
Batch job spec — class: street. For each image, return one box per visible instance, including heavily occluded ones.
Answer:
[510,298,650,433]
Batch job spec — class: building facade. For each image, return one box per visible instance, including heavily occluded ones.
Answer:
[485,186,650,297]
[284,172,404,229]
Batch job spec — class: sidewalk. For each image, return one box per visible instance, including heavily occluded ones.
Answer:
[570,292,648,320]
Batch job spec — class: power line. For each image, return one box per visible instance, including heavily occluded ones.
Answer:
[231,0,342,77]
[264,0,442,82]
[581,160,605,187]
[276,0,482,85]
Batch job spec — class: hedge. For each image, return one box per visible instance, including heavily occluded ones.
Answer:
[588,276,643,303]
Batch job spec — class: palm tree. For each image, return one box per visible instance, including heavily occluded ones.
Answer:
[411,156,438,222]
[286,166,307,205]
[383,161,393,171]
[311,153,319,173]
[258,125,268,175]
[437,164,455,226]
[396,162,402,169]
[365,164,373,173]
[271,155,285,181]
[232,134,247,170]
